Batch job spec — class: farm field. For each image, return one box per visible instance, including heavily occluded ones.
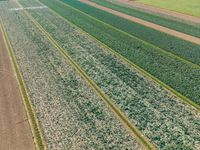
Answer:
[61,0,200,65]
[115,0,200,25]
[90,0,200,38]
[0,0,200,150]
[40,0,200,106]
[136,0,200,17]
[80,0,200,46]
[0,1,144,149]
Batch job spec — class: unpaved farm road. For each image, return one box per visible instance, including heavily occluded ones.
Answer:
[80,0,200,45]
[117,0,200,25]
[0,30,35,149]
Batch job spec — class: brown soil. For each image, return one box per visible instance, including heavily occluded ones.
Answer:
[117,0,200,25]
[0,30,35,149]
[80,0,200,45]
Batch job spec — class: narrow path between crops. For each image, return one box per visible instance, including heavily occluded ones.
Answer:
[117,0,200,25]
[0,29,35,150]
[80,0,200,45]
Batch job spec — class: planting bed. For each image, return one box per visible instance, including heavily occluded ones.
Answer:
[39,0,200,106]
[1,0,200,149]
[0,1,142,149]
[19,0,200,149]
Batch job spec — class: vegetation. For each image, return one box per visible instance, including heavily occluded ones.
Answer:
[0,1,142,149]
[1,0,200,149]
[63,0,200,66]
[20,0,200,149]
[39,0,200,106]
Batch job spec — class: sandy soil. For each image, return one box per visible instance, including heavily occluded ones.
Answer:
[117,0,200,25]
[80,0,200,45]
[0,30,35,149]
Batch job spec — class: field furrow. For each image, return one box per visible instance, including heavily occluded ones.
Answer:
[0,1,143,149]
[19,0,200,149]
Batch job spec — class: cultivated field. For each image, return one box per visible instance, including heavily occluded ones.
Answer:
[0,0,199,150]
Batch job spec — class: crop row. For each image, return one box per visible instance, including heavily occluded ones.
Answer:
[39,0,200,105]
[20,0,200,149]
[0,1,142,149]
[63,0,200,66]
[91,0,200,38]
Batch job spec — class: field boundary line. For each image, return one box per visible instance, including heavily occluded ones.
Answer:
[18,1,156,149]
[59,0,200,69]
[0,16,46,150]
[38,0,200,111]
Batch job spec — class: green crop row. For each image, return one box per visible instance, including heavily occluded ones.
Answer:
[91,0,200,38]
[63,0,200,66]
[39,0,200,105]
[1,1,142,149]
[21,0,200,149]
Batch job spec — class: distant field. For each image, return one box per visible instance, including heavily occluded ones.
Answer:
[137,0,200,17]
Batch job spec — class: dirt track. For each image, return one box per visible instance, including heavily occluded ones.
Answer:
[80,0,200,45]
[117,0,200,25]
[0,30,35,149]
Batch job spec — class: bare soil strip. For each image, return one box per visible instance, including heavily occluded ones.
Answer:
[0,28,35,149]
[117,0,200,25]
[80,0,200,45]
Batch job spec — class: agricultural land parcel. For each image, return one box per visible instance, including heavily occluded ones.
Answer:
[19,0,200,149]
[0,1,143,149]
[90,0,200,38]
[39,0,200,106]
[0,0,200,149]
